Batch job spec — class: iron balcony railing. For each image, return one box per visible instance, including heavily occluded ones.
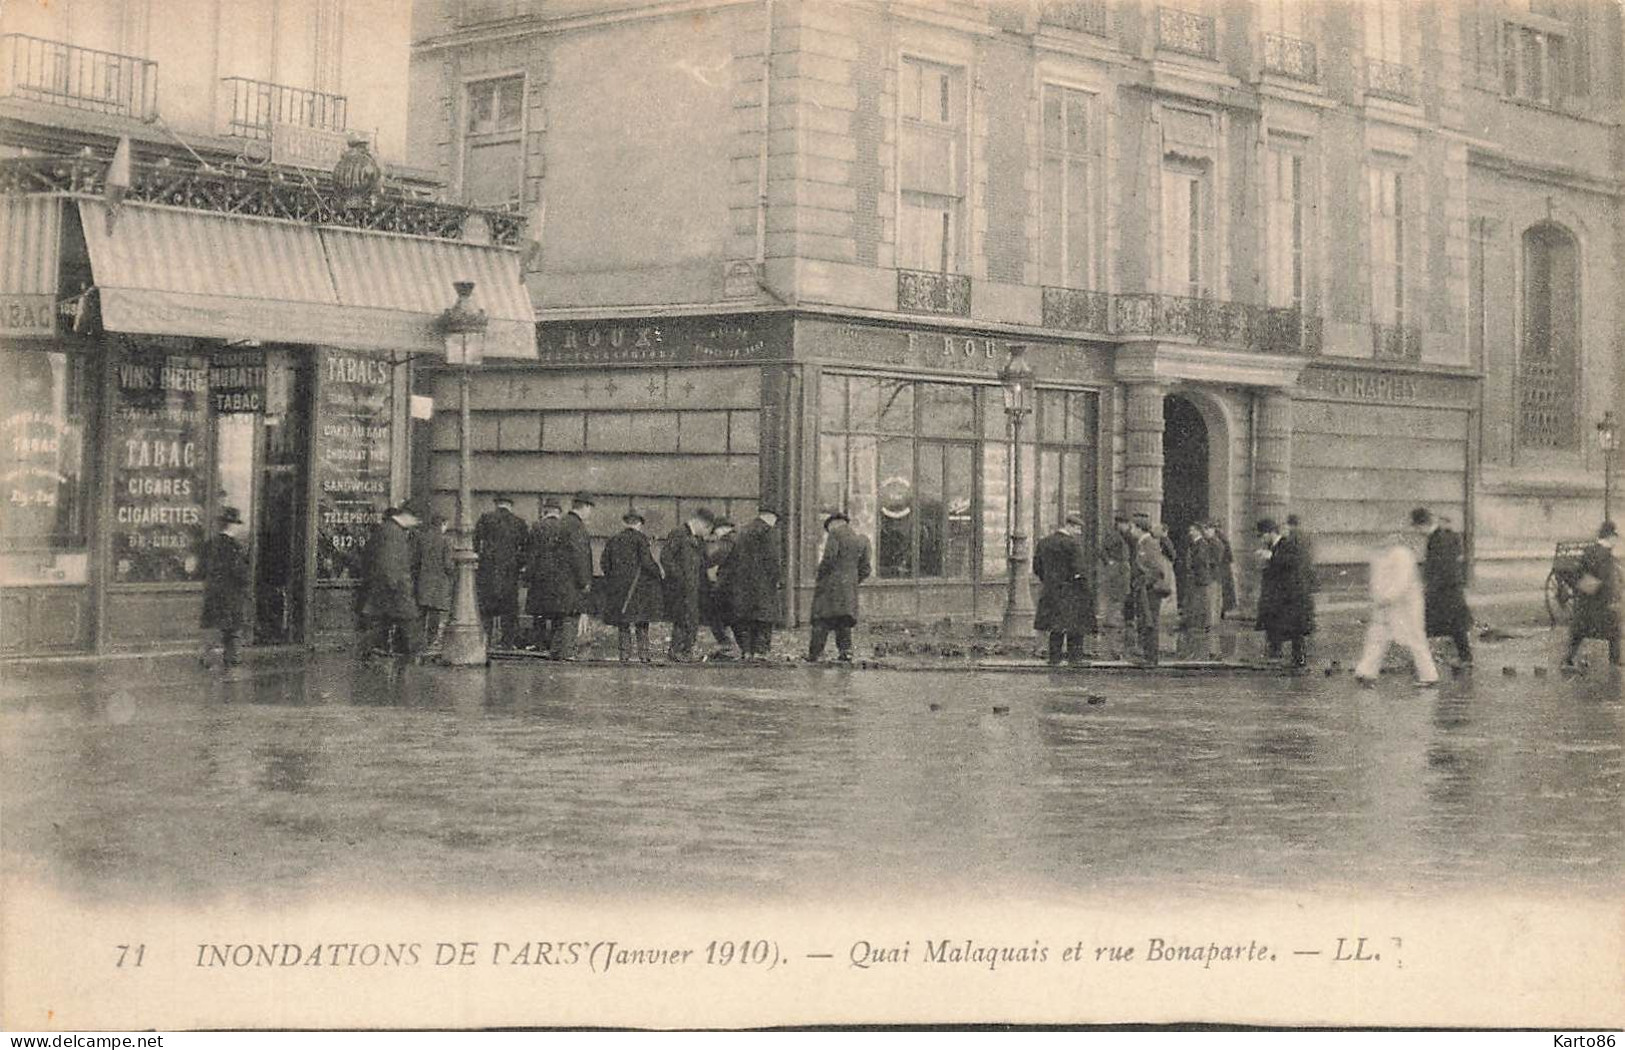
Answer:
[1041,287,1111,334]
[1365,58,1416,103]
[222,76,347,140]
[1262,32,1318,82]
[1038,1,1110,37]
[1111,293,1322,354]
[1157,7,1217,60]
[0,33,157,120]
[897,270,972,317]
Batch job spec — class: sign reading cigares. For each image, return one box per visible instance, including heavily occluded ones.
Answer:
[315,349,394,581]
[110,338,210,583]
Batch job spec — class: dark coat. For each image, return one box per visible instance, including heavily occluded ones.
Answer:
[1422,527,1472,637]
[1569,540,1619,641]
[1033,530,1093,633]
[474,506,529,617]
[601,527,663,625]
[1098,527,1132,606]
[524,516,565,615]
[1129,531,1168,621]
[660,524,706,626]
[1255,534,1315,639]
[701,532,736,627]
[1184,536,1215,587]
[415,527,454,612]
[364,518,418,622]
[723,517,782,623]
[527,512,594,617]
[1208,534,1237,613]
[811,521,872,625]
[199,531,249,630]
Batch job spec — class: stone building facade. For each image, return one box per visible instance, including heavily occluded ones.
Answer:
[408,0,1624,621]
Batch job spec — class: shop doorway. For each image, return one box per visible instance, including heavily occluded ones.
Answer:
[1162,393,1210,540]
[212,351,312,645]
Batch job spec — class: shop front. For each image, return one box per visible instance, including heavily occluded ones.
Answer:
[0,191,532,658]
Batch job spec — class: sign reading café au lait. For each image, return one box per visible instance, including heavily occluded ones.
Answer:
[535,315,791,365]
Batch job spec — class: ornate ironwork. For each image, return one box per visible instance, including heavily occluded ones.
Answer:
[1039,1,1110,37]
[1365,59,1416,103]
[1371,322,1422,362]
[1041,287,1110,333]
[0,154,525,246]
[897,269,971,317]
[1111,292,1319,354]
[1262,33,1318,82]
[1157,7,1216,60]
[222,76,347,139]
[1518,359,1573,448]
[1,33,157,120]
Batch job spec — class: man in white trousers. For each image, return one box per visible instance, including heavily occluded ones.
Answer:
[1354,531,1440,687]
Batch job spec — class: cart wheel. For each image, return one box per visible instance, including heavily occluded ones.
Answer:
[1544,570,1573,625]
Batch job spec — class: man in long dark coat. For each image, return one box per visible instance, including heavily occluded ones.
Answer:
[1255,517,1314,667]
[523,498,565,651]
[415,512,454,656]
[701,518,738,658]
[1033,512,1094,665]
[600,508,664,662]
[200,506,250,669]
[1097,511,1133,653]
[1127,513,1169,667]
[808,510,872,662]
[474,493,529,649]
[364,505,420,657]
[661,507,715,661]
[1412,507,1473,666]
[1179,522,1219,659]
[531,494,595,660]
[1563,520,1621,669]
[723,506,782,661]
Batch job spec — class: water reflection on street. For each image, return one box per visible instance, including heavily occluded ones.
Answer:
[2,650,1619,903]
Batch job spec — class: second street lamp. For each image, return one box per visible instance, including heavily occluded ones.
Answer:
[1598,410,1618,524]
[1000,343,1036,643]
[437,280,489,667]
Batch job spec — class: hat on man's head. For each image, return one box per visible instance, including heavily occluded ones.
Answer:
[1409,507,1433,528]
[1131,511,1151,525]
[1286,513,1302,527]
[622,508,645,525]
[1255,518,1279,536]
[217,505,244,525]
[1064,512,1087,528]
[1600,520,1618,539]
[689,507,717,525]
[823,509,849,529]
[382,506,400,518]
[493,493,515,506]
[1113,510,1131,524]
[541,496,562,511]
[571,492,596,507]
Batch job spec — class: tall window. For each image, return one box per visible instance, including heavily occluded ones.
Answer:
[1519,224,1579,449]
[1041,85,1095,290]
[462,76,524,207]
[1365,0,1406,62]
[1161,161,1206,298]
[1266,143,1305,309]
[1259,0,1306,37]
[1368,166,1405,326]
[1,350,92,555]
[1503,23,1570,104]
[898,59,966,273]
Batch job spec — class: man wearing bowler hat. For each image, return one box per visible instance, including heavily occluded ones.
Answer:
[524,497,565,652]
[600,507,664,662]
[808,509,872,663]
[1034,511,1095,665]
[474,492,529,649]
[661,506,716,662]
[723,503,783,661]
[536,492,596,660]
[200,505,250,669]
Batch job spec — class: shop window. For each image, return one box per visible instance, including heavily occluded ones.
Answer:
[897,58,966,273]
[1519,223,1579,450]
[462,76,524,207]
[1041,84,1096,290]
[1368,165,1406,327]
[1,350,92,553]
[1266,140,1307,310]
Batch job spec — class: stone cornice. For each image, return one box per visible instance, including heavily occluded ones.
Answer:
[413,0,759,53]
[1465,146,1624,199]
[1113,340,1308,389]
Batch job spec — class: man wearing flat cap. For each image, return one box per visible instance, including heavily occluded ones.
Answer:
[1034,512,1095,665]
[808,509,872,662]
[723,503,783,660]
[474,492,529,649]
[600,507,664,661]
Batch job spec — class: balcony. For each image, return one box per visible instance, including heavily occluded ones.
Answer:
[1262,33,1318,83]
[1157,7,1216,60]
[1371,322,1422,362]
[1111,293,1320,354]
[222,76,347,140]
[897,270,971,317]
[1038,1,1110,37]
[1041,287,1110,334]
[1364,59,1416,103]
[0,33,157,120]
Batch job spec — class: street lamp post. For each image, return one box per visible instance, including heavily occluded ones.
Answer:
[1000,343,1036,643]
[1598,411,1619,524]
[437,281,489,667]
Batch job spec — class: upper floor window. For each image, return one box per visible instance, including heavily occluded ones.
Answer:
[462,76,524,207]
[1503,23,1570,105]
[1519,223,1580,449]
[1160,160,1207,299]
[1367,166,1406,327]
[897,58,966,274]
[1040,85,1097,290]
[1265,141,1306,310]
[1364,0,1406,63]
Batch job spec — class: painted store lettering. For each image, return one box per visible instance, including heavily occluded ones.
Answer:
[325,354,391,386]
[124,439,198,470]
[559,326,660,350]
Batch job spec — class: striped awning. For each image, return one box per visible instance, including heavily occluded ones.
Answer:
[1,195,63,337]
[76,199,534,358]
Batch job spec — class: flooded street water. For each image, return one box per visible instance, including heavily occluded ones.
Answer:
[2,645,1620,904]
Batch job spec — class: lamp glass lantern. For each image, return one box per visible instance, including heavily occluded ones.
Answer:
[440,281,488,367]
[1598,411,1619,453]
[999,342,1035,416]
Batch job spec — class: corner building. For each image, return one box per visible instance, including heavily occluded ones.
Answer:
[410,0,1624,623]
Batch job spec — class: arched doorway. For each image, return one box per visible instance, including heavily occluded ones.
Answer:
[1162,393,1209,540]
